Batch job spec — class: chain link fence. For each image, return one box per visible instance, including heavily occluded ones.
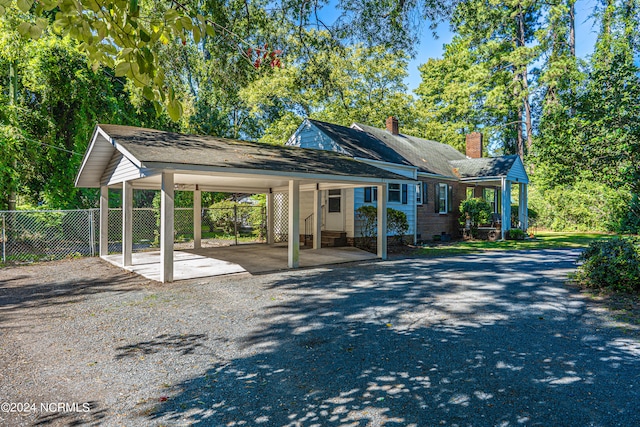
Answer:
[1,205,268,264]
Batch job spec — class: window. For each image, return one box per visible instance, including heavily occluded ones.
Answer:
[416,184,423,205]
[328,189,341,212]
[388,183,401,203]
[417,182,429,205]
[435,183,450,214]
[364,186,378,203]
[466,187,475,200]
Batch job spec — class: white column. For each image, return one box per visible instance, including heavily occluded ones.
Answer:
[122,181,133,266]
[377,184,387,260]
[519,183,528,231]
[160,172,174,283]
[501,178,511,239]
[313,188,322,250]
[266,191,274,245]
[288,180,300,268]
[99,186,109,257]
[193,188,201,249]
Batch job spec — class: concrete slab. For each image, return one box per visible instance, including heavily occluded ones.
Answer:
[103,244,377,281]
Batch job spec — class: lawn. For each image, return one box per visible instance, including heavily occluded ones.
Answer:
[415,231,614,257]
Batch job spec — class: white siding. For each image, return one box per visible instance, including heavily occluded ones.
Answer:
[507,157,529,183]
[298,191,315,233]
[101,150,142,186]
[345,188,355,238]
[287,121,350,155]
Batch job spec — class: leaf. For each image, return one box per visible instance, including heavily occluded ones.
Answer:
[167,98,183,121]
[17,0,33,13]
[139,28,151,43]
[16,22,31,37]
[114,61,131,77]
[0,5,4,15]
[192,26,201,44]
[142,86,154,101]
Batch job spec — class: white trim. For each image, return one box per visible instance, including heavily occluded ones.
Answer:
[75,127,101,187]
[97,126,143,168]
[288,180,300,268]
[417,171,458,181]
[354,157,418,176]
[142,162,408,185]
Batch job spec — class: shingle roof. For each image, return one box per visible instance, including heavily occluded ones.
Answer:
[308,120,412,167]
[96,124,408,180]
[449,155,519,178]
[353,123,467,177]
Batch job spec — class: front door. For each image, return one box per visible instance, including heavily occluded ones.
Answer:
[325,189,344,230]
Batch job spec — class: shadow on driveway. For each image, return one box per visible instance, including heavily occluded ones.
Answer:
[146,249,640,426]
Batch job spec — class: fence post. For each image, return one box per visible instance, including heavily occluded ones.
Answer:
[89,209,95,257]
[2,213,5,264]
[234,205,238,246]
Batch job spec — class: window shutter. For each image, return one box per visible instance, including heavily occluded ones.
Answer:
[434,183,440,213]
[364,187,371,203]
[448,185,453,213]
[401,184,408,204]
[423,182,428,204]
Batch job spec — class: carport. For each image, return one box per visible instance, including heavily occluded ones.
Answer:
[76,125,409,282]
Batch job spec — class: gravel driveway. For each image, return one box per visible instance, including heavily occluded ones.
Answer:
[1,249,639,426]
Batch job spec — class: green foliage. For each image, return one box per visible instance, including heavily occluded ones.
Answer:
[207,200,264,237]
[575,237,640,293]
[459,198,492,238]
[387,208,409,245]
[528,181,629,232]
[355,205,377,250]
[507,229,526,240]
[356,205,409,247]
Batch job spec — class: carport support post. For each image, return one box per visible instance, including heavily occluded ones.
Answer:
[161,172,174,283]
[288,180,300,268]
[122,181,133,267]
[377,184,387,260]
[99,186,108,257]
[313,188,321,250]
[501,178,511,240]
[193,187,201,249]
[266,191,274,245]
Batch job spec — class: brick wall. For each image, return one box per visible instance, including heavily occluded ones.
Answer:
[416,177,466,241]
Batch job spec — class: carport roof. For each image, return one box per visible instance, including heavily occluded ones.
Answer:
[76,124,413,189]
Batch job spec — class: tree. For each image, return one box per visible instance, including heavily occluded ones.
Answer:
[240,38,414,144]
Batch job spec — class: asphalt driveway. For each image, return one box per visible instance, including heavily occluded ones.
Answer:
[1,249,639,426]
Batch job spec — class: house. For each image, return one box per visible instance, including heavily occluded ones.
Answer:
[286,117,529,243]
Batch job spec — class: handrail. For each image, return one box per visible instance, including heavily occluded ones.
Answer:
[304,213,314,238]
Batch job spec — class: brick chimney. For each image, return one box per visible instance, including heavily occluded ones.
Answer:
[465,132,483,158]
[386,116,399,135]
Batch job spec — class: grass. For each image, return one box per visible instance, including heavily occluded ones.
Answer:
[415,231,614,257]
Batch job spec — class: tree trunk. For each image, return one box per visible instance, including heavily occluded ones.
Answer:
[569,0,575,57]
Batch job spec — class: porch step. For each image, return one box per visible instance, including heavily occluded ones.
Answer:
[321,230,347,248]
[302,231,348,248]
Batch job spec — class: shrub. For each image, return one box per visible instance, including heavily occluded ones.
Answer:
[575,237,640,293]
[507,228,526,240]
[208,200,263,235]
[387,208,409,245]
[528,181,629,232]
[355,205,377,250]
[459,198,492,238]
[355,206,409,248]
